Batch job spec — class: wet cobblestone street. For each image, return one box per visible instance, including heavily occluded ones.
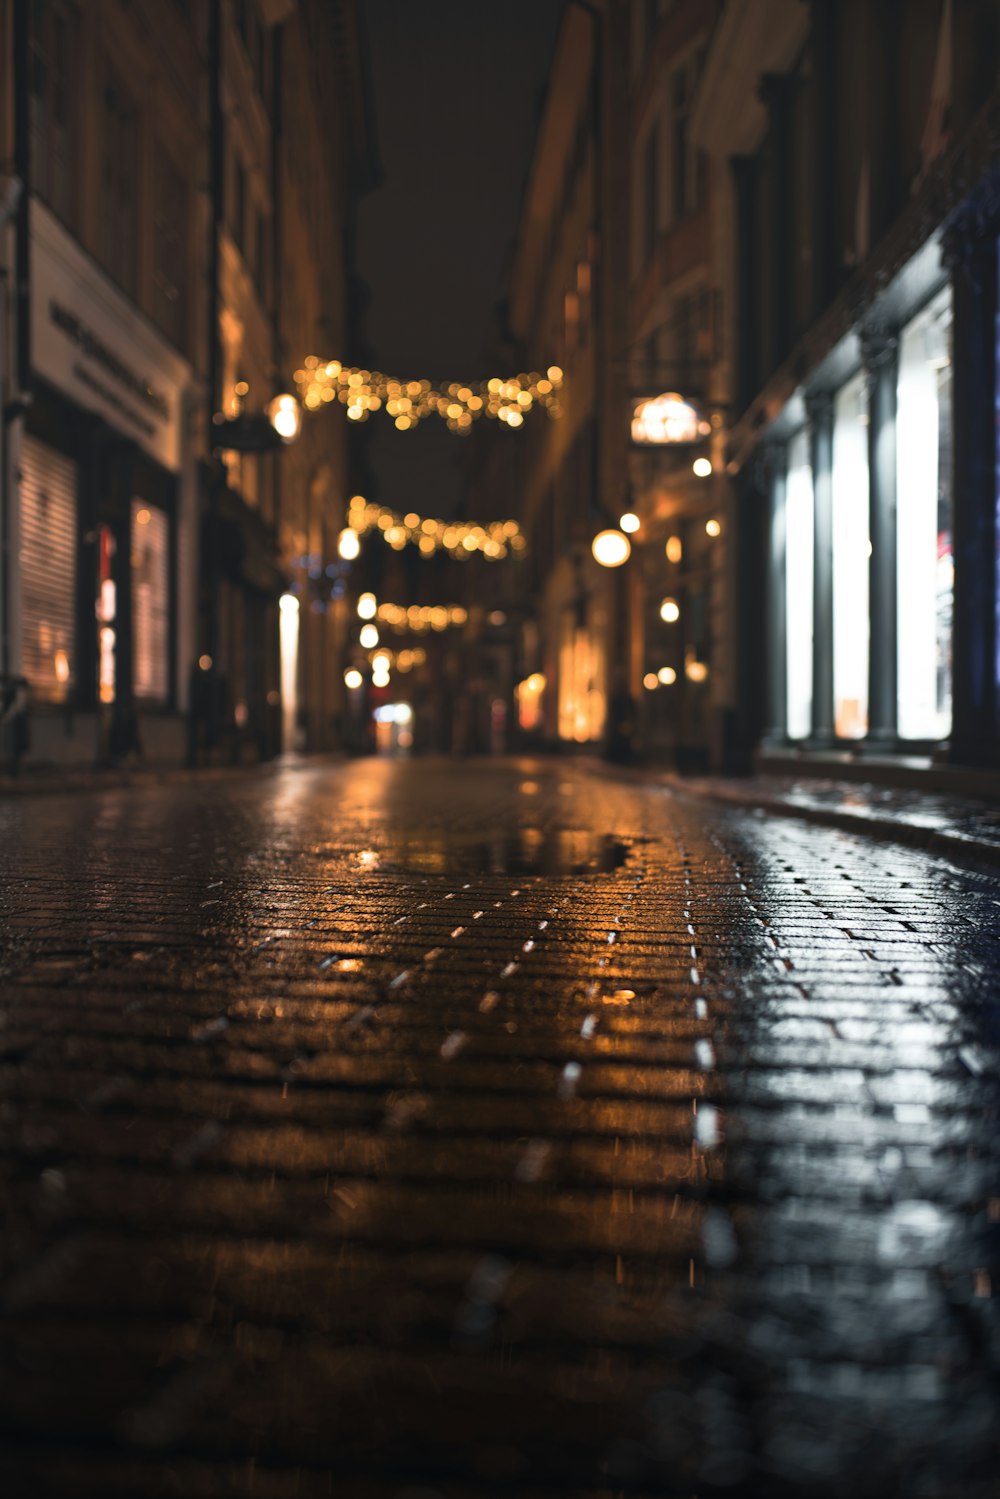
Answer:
[0,758,998,1498]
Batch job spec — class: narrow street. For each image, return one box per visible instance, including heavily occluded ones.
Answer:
[0,758,997,1497]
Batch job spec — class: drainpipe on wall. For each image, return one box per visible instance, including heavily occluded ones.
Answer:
[0,173,23,684]
[2,0,31,687]
[198,0,224,759]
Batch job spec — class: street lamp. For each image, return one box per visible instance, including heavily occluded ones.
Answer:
[592,529,631,567]
[338,528,361,560]
[211,391,302,452]
[268,393,302,443]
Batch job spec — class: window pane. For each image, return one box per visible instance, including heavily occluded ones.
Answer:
[153,147,187,350]
[832,372,870,739]
[644,128,658,263]
[103,74,138,294]
[785,426,814,739]
[896,285,953,740]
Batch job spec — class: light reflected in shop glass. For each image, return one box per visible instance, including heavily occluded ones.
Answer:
[832,371,870,739]
[785,426,814,740]
[896,283,953,741]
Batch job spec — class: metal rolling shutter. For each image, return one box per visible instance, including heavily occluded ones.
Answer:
[19,435,78,703]
[131,500,169,702]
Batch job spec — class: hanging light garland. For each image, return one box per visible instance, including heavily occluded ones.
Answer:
[294,358,564,432]
[343,494,525,560]
[373,602,468,633]
[367,646,427,673]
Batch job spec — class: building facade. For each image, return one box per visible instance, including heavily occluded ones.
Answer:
[692,0,1000,772]
[273,0,376,756]
[476,0,740,768]
[625,0,733,770]
[0,0,374,770]
[1,0,204,768]
[477,0,632,759]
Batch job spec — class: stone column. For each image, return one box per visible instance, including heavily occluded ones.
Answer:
[806,390,835,744]
[763,443,788,746]
[861,322,899,748]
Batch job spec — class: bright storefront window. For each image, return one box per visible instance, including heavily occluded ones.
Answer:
[785,426,814,739]
[896,285,953,740]
[19,436,77,704]
[832,372,870,739]
[131,499,170,702]
[558,612,605,743]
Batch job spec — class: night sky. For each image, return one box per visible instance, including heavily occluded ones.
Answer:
[357,0,566,516]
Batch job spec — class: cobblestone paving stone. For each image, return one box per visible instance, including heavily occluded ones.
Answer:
[0,758,998,1498]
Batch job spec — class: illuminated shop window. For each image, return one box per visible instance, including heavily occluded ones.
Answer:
[20,436,77,704]
[516,673,545,732]
[131,501,170,702]
[896,285,953,740]
[558,614,605,743]
[785,426,814,739]
[832,372,870,739]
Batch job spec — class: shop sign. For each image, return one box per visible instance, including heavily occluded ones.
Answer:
[30,199,190,472]
[631,392,710,446]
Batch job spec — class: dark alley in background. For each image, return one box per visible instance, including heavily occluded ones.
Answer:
[1,1,1000,1495]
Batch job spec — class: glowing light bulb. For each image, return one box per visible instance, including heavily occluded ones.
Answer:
[705,518,721,538]
[693,457,713,478]
[338,528,361,560]
[357,592,377,619]
[359,623,379,649]
[592,529,631,567]
[267,393,301,442]
[660,597,680,623]
[657,666,677,685]
[666,535,682,563]
[619,512,640,534]
[344,669,363,689]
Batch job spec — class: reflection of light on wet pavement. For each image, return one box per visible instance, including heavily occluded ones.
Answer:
[0,759,996,1494]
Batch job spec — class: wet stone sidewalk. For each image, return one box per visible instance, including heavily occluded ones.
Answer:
[0,758,998,1498]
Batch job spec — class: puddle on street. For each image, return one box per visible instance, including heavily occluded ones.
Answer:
[383,828,631,876]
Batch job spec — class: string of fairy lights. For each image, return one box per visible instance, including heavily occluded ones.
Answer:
[339,494,525,560]
[295,358,564,432]
[357,594,469,633]
[304,354,555,695]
